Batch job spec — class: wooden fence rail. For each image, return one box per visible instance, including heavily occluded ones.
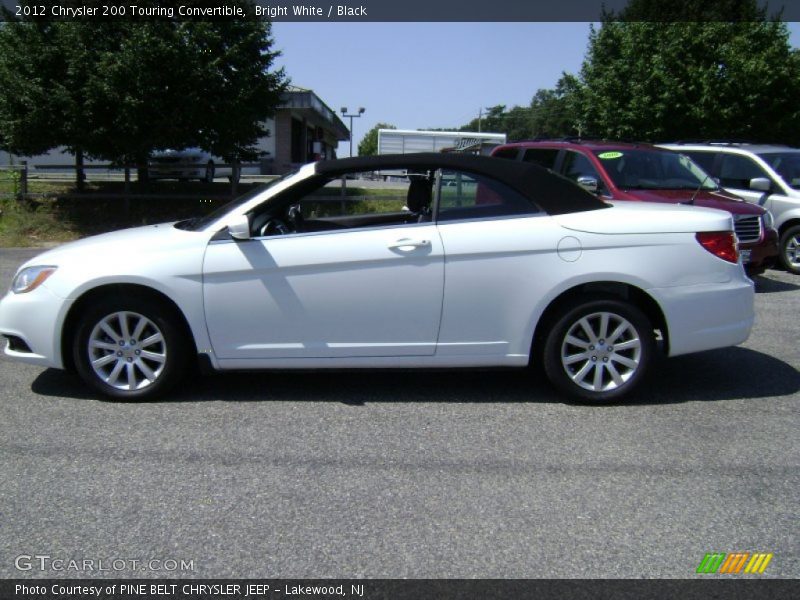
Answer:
[1,161,265,200]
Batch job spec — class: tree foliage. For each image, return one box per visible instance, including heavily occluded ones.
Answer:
[441,0,800,145]
[0,21,70,157]
[615,0,766,22]
[458,105,507,134]
[444,78,582,142]
[578,2,800,142]
[0,1,288,178]
[357,122,395,156]
[528,74,582,139]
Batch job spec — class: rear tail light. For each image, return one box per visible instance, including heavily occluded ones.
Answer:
[695,231,738,263]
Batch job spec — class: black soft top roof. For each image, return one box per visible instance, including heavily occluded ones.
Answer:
[315,153,605,216]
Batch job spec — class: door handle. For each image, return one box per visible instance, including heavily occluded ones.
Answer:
[388,238,431,250]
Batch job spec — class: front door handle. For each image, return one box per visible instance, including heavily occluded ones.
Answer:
[388,238,431,250]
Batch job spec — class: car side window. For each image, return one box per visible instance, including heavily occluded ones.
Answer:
[493,148,520,160]
[522,149,559,170]
[435,170,541,222]
[683,151,717,175]
[297,172,413,219]
[718,154,771,189]
[562,151,606,193]
[250,169,433,237]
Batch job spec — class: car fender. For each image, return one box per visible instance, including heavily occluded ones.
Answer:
[521,270,661,358]
[30,230,213,368]
[773,205,800,232]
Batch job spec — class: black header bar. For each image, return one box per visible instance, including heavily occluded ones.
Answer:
[2,0,800,22]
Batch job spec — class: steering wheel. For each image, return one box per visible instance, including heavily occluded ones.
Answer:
[259,218,290,237]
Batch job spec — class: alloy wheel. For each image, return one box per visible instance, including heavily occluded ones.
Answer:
[560,311,642,393]
[87,311,167,391]
[785,232,800,269]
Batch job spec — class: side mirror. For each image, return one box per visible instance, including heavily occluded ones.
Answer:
[577,175,599,194]
[750,177,772,193]
[226,214,251,241]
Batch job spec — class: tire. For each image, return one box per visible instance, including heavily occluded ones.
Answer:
[779,224,800,275]
[72,295,189,400]
[542,298,654,403]
[203,161,215,183]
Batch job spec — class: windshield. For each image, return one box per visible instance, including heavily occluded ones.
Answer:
[594,149,718,191]
[757,152,800,190]
[177,170,299,231]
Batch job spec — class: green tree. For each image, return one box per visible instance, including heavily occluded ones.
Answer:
[617,0,765,22]
[578,2,800,143]
[357,122,395,156]
[459,105,507,134]
[0,1,288,184]
[502,105,535,141]
[528,74,582,139]
[0,21,70,157]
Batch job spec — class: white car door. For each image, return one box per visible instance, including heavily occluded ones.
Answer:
[202,224,444,361]
[431,169,563,362]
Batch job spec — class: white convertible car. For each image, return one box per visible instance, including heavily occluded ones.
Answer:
[0,154,754,402]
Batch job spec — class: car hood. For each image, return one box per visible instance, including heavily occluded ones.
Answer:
[555,202,733,235]
[20,223,205,270]
[623,188,764,214]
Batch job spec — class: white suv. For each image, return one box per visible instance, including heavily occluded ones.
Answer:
[660,143,800,274]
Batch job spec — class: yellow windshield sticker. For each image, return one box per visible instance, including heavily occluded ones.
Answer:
[598,151,623,159]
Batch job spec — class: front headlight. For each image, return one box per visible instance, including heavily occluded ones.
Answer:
[763,210,775,230]
[11,266,57,294]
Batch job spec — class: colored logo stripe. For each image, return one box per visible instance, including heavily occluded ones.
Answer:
[697,552,773,574]
[745,553,773,574]
[719,553,749,574]
[697,553,726,573]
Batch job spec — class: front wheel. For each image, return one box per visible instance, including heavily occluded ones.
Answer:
[779,224,800,275]
[73,296,189,400]
[542,299,654,402]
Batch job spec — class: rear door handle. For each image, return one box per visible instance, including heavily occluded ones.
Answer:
[388,238,431,250]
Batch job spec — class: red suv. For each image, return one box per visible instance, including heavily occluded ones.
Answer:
[491,140,779,274]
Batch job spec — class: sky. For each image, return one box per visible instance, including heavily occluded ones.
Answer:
[271,22,800,157]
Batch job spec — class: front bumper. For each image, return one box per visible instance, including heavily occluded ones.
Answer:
[0,285,69,369]
[741,227,779,274]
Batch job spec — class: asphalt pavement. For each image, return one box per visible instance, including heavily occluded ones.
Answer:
[0,247,797,579]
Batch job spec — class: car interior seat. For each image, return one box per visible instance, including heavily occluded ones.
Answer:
[406,176,433,222]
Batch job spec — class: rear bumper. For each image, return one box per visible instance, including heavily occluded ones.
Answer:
[650,277,755,357]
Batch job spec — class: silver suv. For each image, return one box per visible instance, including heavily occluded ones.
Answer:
[660,143,800,274]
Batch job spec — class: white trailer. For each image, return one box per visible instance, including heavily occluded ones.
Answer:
[377,129,506,156]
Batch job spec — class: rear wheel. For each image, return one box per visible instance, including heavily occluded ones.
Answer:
[543,299,654,402]
[72,296,189,400]
[779,224,800,274]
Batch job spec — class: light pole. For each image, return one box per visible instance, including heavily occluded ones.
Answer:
[340,106,365,157]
